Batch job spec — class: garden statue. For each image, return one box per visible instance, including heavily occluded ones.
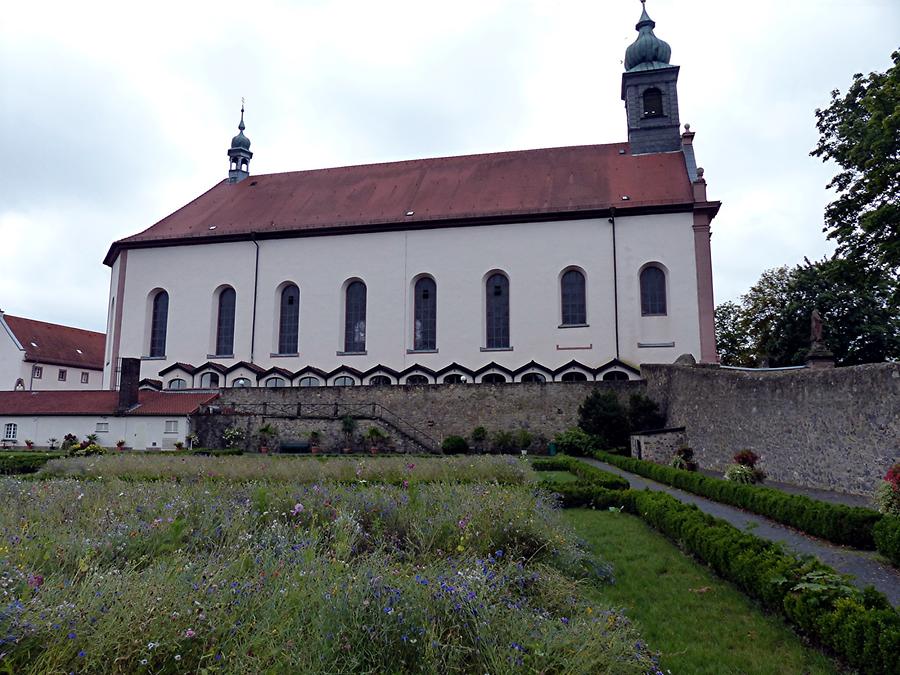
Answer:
[810,308,824,344]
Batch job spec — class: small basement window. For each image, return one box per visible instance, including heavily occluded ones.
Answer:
[95,422,109,433]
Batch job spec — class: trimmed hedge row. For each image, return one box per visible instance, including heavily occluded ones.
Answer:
[544,464,900,674]
[874,516,900,567]
[532,456,630,491]
[594,450,882,549]
[0,452,63,475]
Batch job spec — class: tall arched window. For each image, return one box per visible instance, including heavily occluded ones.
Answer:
[149,291,169,357]
[215,287,236,356]
[560,269,586,326]
[643,88,663,117]
[278,284,300,354]
[344,281,367,353]
[413,277,437,351]
[485,273,510,349]
[640,265,667,316]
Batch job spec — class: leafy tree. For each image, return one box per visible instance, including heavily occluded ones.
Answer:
[627,393,665,432]
[716,258,899,367]
[715,300,755,367]
[811,50,900,274]
[578,390,629,449]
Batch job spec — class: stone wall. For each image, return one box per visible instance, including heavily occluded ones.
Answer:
[193,381,646,453]
[642,363,900,496]
[630,428,687,464]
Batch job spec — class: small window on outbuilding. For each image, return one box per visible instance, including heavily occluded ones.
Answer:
[167,378,187,390]
[642,88,663,118]
[164,420,179,434]
[96,422,109,433]
[369,375,392,386]
[199,372,220,388]
[481,373,507,384]
[442,374,465,384]
[266,377,286,388]
[298,376,321,387]
[406,375,429,385]
[560,372,588,382]
[520,373,546,383]
[231,377,251,388]
[3,423,16,440]
[333,376,355,387]
[602,371,629,381]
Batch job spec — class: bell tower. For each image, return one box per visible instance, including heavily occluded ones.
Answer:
[227,105,253,183]
[621,1,681,155]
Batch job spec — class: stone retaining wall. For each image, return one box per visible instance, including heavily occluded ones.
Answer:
[642,363,900,496]
[193,381,645,453]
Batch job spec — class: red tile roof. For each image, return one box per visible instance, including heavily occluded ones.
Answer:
[4,315,105,369]
[105,143,692,264]
[0,390,218,417]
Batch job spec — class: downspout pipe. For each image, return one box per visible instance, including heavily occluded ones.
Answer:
[250,234,260,364]
[609,207,620,361]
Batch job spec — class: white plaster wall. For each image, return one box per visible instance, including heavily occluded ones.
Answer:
[0,318,25,390]
[0,415,192,450]
[107,213,700,385]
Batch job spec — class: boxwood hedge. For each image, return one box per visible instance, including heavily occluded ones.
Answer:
[532,455,630,491]
[593,450,882,550]
[874,516,900,567]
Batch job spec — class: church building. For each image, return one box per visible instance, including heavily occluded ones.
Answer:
[102,5,720,390]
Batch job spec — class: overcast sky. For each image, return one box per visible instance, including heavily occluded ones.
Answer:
[1,0,897,333]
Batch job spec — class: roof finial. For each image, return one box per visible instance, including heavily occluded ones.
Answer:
[239,97,245,132]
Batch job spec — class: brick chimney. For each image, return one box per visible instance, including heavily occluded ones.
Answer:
[117,358,141,412]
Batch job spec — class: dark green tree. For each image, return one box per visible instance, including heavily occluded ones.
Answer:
[714,300,755,367]
[577,390,629,449]
[811,50,900,274]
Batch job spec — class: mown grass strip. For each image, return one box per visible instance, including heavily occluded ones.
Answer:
[563,508,840,675]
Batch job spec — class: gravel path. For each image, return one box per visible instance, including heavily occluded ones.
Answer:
[583,457,900,606]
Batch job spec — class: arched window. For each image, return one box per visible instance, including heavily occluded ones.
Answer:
[215,287,236,356]
[199,372,220,388]
[640,266,667,316]
[442,374,465,384]
[413,277,437,351]
[266,377,286,388]
[406,375,429,385]
[643,88,663,117]
[369,375,392,386]
[602,371,629,381]
[149,291,169,357]
[482,373,507,384]
[231,377,251,388]
[167,378,186,390]
[333,376,355,387]
[561,269,586,326]
[278,284,300,354]
[298,376,321,387]
[485,273,509,349]
[561,372,588,382]
[344,281,367,353]
[520,373,546,384]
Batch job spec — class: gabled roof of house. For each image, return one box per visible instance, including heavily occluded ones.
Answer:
[0,390,218,417]
[2,314,105,370]
[104,143,694,265]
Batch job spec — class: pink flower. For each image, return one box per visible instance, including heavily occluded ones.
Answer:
[402,480,409,489]
[184,628,196,638]
[27,573,43,589]
[291,503,304,516]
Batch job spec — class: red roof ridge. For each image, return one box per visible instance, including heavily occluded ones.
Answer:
[247,142,631,179]
[4,314,105,339]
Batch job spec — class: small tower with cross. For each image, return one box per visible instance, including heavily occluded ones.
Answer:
[227,103,253,184]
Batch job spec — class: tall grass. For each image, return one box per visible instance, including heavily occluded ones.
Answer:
[38,454,534,484]
[0,478,659,673]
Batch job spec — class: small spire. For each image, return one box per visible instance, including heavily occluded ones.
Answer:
[624,0,672,72]
[239,104,245,132]
[636,0,655,30]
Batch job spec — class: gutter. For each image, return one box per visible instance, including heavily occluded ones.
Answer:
[609,207,620,360]
[250,234,260,364]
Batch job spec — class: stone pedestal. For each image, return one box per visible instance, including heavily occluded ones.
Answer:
[806,341,835,369]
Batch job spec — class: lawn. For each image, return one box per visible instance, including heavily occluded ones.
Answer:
[563,508,841,675]
[0,470,659,674]
[537,469,581,483]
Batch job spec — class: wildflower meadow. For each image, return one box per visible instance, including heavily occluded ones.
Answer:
[0,458,661,673]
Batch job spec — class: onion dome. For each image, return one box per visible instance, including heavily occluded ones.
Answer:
[624,2,672,72]
[231,107,251,150]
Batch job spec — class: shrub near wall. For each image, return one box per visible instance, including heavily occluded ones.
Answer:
[594,450,883,550]
[874,517,900,567]
[0,453,63,475]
